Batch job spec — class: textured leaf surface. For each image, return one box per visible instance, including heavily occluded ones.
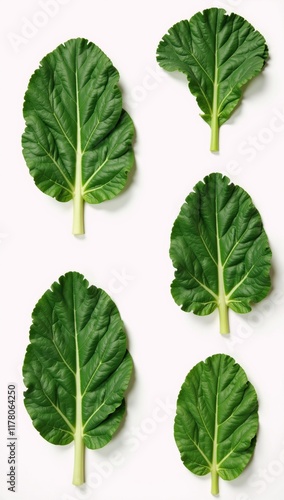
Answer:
[157,8,268,150]
[174,354,258,495]
[22,38,134,234]
[23,272,132,485]
[170,173,271,333]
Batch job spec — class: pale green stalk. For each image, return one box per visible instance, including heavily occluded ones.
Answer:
[211,468,219,495]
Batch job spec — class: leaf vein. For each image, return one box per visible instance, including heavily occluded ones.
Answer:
[37,142,74,192]
[183,426,212,467]
[226,264,256,299]
[53,112,76,151]
[198,225,218,267]
[52,325,76,377]
[82,156,109,192]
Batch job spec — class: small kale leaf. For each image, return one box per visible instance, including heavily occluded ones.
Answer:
[170,173,272,333]
[23,271,133,485]
[22,38,134,235]
[175,354,259,494]
[157,8,268,151]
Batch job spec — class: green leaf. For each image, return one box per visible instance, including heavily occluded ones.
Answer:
[156,8,268,151]
[174,354,259,495]
[22,272,133,485]
[22,38,134,235]
[170,173,272,334]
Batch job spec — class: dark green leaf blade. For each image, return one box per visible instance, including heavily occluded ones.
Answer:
[170,173,272,334]
[22,38,134,234]
[156,8,268,151]
[174,354,259,495]
[22,271,133,485]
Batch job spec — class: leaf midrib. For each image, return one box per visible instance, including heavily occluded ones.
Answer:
[211,374,220,477]
[73,290,83,442]
[215,192,227,311]
[211,26,219,129]
[74,69,82,200]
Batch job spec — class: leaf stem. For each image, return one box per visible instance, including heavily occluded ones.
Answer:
[219,299,229,335]
[73,192,84,235]
[211,468,219,496]
[72,429,85,485]
[210,114,219,152]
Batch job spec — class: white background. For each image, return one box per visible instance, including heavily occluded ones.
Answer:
[1,0,284,499]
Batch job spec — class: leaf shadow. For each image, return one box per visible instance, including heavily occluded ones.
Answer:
[268,261,275,290]
[123,322,136,399]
